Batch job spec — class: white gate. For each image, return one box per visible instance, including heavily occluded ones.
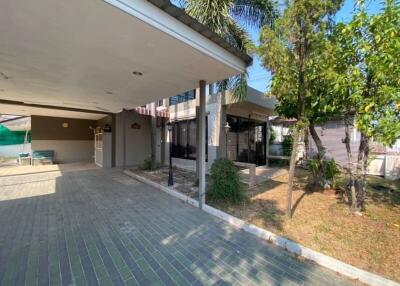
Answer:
[94,131,103,167]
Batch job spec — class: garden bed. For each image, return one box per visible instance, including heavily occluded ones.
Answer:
[207,168,400,282]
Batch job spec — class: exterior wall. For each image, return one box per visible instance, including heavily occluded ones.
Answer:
[31,140,93,163]
[308,119,360,166]
[115,111,152,167]
[31,116,95,140]
[31,116,96,163]
[303,119,399,179]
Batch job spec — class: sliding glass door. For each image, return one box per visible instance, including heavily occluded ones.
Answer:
[226,115,266,166]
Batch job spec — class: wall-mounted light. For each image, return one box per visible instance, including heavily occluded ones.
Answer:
[132,71,143,76]
[62,123,69,128]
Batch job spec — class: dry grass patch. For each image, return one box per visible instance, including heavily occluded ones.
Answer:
[207,168,400,282]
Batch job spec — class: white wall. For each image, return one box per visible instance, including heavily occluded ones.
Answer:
[31,140,93,163]
[0,143,31,157]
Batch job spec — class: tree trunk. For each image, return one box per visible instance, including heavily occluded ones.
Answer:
[344,114,356,210]
[286,15,306,218]
[286,127,301,218]
[355,132,369,211]
[309,123,325,159]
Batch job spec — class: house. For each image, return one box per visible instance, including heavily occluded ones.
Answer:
[139,86,276,172]
[0,0,254,206]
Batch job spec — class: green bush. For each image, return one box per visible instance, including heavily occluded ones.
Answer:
[142,159,153,171]
[282,135,293,156]
[325,158,340,182]
[307,157,340,190]
[209,158,244,203]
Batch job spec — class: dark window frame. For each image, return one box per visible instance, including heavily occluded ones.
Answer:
[226,114,266,166]
[171,117,208,161]
[169,90,196,106]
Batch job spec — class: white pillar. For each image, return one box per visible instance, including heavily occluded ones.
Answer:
[198,80,206,208]
[122,109,127,169]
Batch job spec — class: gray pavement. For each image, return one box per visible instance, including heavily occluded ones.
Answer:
[0,168,354,286]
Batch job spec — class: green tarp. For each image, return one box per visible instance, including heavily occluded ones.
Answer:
[0,125,31,146]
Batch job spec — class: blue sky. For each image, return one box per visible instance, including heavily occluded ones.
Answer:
[247,0,383,92]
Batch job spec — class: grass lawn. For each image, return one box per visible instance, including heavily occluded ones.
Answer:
[207,168,400,282]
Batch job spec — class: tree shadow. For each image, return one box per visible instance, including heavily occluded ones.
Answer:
[367,176,400,206]
[291,191,308,216]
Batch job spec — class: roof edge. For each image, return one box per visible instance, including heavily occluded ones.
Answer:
[146,0,253,67]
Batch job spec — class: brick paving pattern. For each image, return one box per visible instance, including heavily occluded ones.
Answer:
[0,168,355,286]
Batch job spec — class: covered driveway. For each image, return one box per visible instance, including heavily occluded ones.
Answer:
[0,168,353,286]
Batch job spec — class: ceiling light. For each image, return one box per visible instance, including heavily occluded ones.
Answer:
[132,71,143,76]
[106,91,113,95]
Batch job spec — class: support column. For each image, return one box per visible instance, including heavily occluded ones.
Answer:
[198,80,206,209]
[266,116,270,167]
[122,109,126,169]
[150,102,157,167]
[111,113,116,167]
[218,92,227,159]
[195,88,200,177]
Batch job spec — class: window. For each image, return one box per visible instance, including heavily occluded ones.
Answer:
[171,118,207,160]
[169,90,196,106]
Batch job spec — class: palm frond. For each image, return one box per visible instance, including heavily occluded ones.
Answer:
[217,72,249,102]
[231,0,279,28]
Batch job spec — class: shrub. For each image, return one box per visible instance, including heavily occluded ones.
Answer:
[307,157,340,190]
[142,159,153,171]
[282,135,293,156]
[209,158,244,203]
[325,158,340,183]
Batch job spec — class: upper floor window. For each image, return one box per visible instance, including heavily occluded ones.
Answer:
[169,90,195,106]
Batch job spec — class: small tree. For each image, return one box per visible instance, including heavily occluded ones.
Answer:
[258,0,343,217]
[328,0,400,211]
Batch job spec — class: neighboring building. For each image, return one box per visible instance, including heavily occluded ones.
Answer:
[270,117,400,180]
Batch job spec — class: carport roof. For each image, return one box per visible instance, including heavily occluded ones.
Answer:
[147,0,252,66]
[0,0,251,118]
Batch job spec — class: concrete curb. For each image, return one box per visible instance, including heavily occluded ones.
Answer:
[123,170,400,286]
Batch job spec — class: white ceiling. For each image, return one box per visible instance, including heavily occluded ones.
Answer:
[0,0,245,116]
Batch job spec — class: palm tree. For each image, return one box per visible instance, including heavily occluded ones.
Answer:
[179,0,278,100]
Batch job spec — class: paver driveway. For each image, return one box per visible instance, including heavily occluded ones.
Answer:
[0,168,355,286]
